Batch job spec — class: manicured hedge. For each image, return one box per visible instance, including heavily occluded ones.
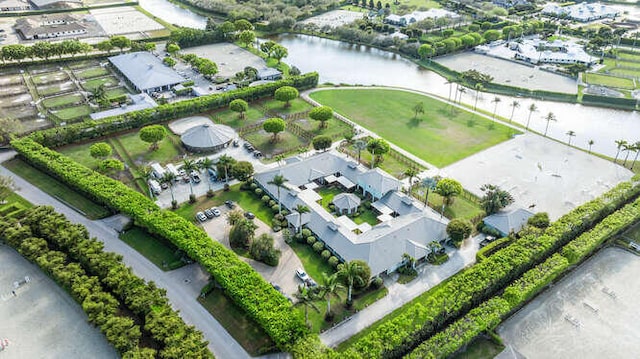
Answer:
[405,195,640,359]
[28,73,319,148]
[339,179,640,358]
[581,94,637,111]
[0,215,147,357]
[11,138,307,349]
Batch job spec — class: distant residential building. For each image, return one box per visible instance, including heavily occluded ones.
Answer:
[512,38,597,65]
[542,2,619,22]
[384,9,460,27]
[483,208,534,237]
[28,0,82,9]
[0,0,31,12]
[108,52,185,94]
[14,14,86,40]
[492,0,530,9]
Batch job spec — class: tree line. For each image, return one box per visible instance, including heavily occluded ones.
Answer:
[0,206,212,358]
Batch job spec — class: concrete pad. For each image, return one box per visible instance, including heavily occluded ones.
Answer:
[90,7,164,36]
[442,133,634,220]
[181,43,267,79]
[168,116,214,135]
[0,245,118,359]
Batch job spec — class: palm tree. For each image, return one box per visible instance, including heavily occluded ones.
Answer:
[294,285,320,328]
[218,154,234,182]
[622,142,633,166]
[160,172,177,203]
[457,87,467,104]
[491,97,501,119]
[404,167,420,193]
[526,103,537,131]
[473,83,483,111]
[508,100,520,123]
[140,166,154,199]
[543,112,556,136]
[268,174,288,214]
[181,159,198,197]
[421,177,438,208]
[445,79,454,104]
[354,139,367,164]
[614,139,627,163]
[337,261,365,303]
[566,130,576,146]
[588,139,595,154]
[631,141,640,170]
[198,157,215,192]
[319,272,343,318]
[294,204,310,234]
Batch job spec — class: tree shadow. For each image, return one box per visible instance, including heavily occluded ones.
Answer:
[407,117,422,128]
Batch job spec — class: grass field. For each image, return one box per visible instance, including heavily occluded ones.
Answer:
[105,87,129,99]
[115,130,183,166]
[263,97,313,115]
[2,158,111,219]
[616,50,640,61]
[294,116,353,140]
[583,72,636,89]
[244,130,307,157]
[32,72,69,85]
[75,67,110,80]
[452,336,504,359]
[120,226,185,270]
[310,89,514,167]
[174,184,274,226]
[212,106,266,129]
[37,83,76,97]
[53,105,91,121]
[198,289,276,356]
[82,76,120,91]
[58,142,101,169]
[317,186,378,226]
[413,187,484,221]
[42,93,83,109]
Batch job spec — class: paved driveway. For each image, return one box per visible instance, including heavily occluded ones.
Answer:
[201,205,304,298]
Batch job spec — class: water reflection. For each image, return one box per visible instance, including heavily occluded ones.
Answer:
[138,0,206,29]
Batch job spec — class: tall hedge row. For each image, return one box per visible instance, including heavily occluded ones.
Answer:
[28,73,319,148]
[11,137,307,348]
[0,215,148,357]
[405,195,640,359]
[340,179,639,358]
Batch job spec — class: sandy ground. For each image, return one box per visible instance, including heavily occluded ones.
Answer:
[498,247,640,359]
[90,7,164,36]
[436,52,578,94]
[0,245,118,359]
[442,133,634,220]
[168,116,214,135]
[299,10,364,29]
[181,43,267,79]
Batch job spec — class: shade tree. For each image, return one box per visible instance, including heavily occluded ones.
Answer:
[139,125,166,151]
[274,86,298,108]
[309,106,333,129]
[263,118,286,142]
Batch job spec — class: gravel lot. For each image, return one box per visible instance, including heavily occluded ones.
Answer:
[0,245,118,359]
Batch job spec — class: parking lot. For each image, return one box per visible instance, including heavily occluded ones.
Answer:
[200,203,305,298]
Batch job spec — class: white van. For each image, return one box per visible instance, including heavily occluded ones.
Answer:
[148,179,162,195]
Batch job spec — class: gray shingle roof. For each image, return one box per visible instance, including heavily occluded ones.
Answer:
[332,193,361,211]
[109,52,184,92]
[181,124,235,150]
[483,208,535,236]
[357,168,401,198]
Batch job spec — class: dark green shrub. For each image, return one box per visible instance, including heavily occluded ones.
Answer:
[312,241,324,252]
[307,236,316,245]
[328,256,339,267]
[255,188,263,196]
[271,204,280,212]
[321,250,331,259]
[262,195,271,203]
[370,277,383,289]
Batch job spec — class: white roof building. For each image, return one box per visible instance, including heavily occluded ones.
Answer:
[512,38,597,65]
[109,52,184,94]
[255,151,448,275]
[385,9,460,26]
[542,2,619,22]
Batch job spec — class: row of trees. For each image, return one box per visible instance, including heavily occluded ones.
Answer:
[0,206,212,357]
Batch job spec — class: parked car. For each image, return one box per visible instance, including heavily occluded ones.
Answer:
[306,278,318,288]
[191,171,201,183]
[244,212,255,220]
[225,200,235,209]
[211,207,221,217]
[243,142,251,149]
[296,268,309,283]
[196,212,207,222]
[254,151,263,158]
[182,174,190,183]
[271,283,283,294]
[204,209,214,218]
[233,139,240,147]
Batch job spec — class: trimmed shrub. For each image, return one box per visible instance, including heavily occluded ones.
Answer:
[328,256,339,268]
[312,241,324,252]
[250,183,258,190]
[262,195,271,203]
[321,250,331,259]
[301,229,312,237]
[370,276,383,289]
[269,200,276,207]
[255,188,263,196]
[271,204,280,213]
[306,236,316,245]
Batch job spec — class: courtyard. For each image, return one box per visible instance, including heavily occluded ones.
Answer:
[0,245,118,359]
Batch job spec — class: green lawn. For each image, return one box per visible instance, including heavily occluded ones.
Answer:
[0,192,33,219]
[198,289,276,356]
[58,142,101,169]
[298,283,389,333]
[351,209,378,226]
[413,187,484,221]
[583,72,636,90]
[75,67,110,80]
[317,186,343,209]
[316,186,378,226]
[310,89,515,167]
[105,87,129,99]
[120,226,185,270]
[243,129,307,157]
[41,93,83,109]
[341,142,425,179]
[115,130,183,166]
[52,105,91,121]
[2,158,111,219]
[263,97,314,115]
[452,336,504,359]
[288,240,336,282]
[32,72,69,85]
[616,50,640,61]
[37,84,75,97]
[174,184,274,226]
[293,116,353,140]
[82,76,119,91]
[212,106,265,129]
